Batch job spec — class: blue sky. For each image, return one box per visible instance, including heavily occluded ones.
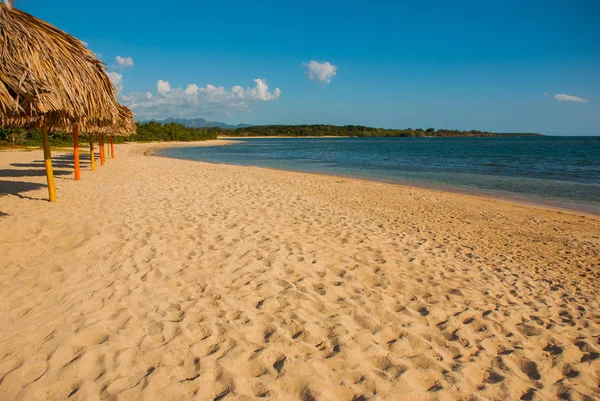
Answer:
[21,0,600,135]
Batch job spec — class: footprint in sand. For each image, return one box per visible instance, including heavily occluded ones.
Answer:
[520,359,541,380]
[272,356,286,373]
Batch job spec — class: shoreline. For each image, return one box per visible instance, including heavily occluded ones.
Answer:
[142,139,240,156]
[155,141,600,218]
[218,136,349,139]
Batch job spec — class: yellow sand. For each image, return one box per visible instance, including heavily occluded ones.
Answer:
[0,141,599,401]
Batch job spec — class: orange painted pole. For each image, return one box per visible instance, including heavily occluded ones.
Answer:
[89,133,96,171]
[41,122,57,202]
[73,124,81,180]
[98,133,105,166]
[102,134,106,162]
[110,135,115,158]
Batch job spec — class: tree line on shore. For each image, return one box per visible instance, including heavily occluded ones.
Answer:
[0,122,540,147]
[223,125,541,138]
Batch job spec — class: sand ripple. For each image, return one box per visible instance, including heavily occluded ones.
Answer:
[0,142,599,400]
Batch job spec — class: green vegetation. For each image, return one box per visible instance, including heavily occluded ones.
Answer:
[222,125,542,138]
[0,122,541,148]
[0,127,76,147]
[131,121,218,142]
[0,122,218,148]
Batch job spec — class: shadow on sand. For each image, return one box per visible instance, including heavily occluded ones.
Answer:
[0,169,71,178]
[11,153,92,170]
[0,153,100,201]
[0,180,46,200]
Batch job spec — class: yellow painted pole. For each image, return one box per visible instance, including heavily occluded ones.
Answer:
[110,135,115,158]
[41,122,57,202]
[73,124,81,180]
[89,133,96,171]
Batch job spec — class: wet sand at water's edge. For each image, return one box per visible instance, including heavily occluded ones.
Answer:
[1,141,599,400]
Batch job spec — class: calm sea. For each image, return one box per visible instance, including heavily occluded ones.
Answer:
[157,137,600,214]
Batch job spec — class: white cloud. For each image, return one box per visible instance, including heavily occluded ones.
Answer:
[302,60,338,83]
[553,93,589,103]
[248,78,281,100]
[157,80,171,95]
[184,84,199,96]
[116,56,134,69]
[107,72,123,92]
[122,78,281,119]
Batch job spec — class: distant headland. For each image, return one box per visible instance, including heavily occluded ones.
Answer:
[0,120,542,148]
[151,118,543,138]
[220,125,542,138]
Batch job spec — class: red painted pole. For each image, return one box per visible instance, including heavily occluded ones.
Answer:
[98,133,105,166]
[73,124,80,180]
[110,135,115,158]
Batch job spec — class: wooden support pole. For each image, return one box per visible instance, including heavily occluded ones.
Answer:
[98,133,105,166]
[73,124,81,180]
[110,135,115,158]
[102,134,106,162]
[41,123,57,202]
[89,133,96,171]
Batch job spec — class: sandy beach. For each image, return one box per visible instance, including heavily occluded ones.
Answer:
[0,141,599,401]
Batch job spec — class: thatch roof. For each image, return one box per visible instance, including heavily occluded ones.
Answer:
[85,104,135,136]
[114,105,136,136]
[0,4,119,129]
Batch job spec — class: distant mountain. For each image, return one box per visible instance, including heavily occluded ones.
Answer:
[153,117,252,129]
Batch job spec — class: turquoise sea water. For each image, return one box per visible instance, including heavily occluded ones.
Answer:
[157,137,600,214]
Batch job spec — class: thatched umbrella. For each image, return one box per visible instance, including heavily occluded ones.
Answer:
[109,104,136,158]
[0,3,119,200]
[81,104,135,170]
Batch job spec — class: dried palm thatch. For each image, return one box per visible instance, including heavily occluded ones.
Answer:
[81,104,135,136]
[114,104,136,136]
[88,104,134,134]
[0,3,119,128]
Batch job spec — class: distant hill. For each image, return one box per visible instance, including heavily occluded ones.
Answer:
[153,117,252,129]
